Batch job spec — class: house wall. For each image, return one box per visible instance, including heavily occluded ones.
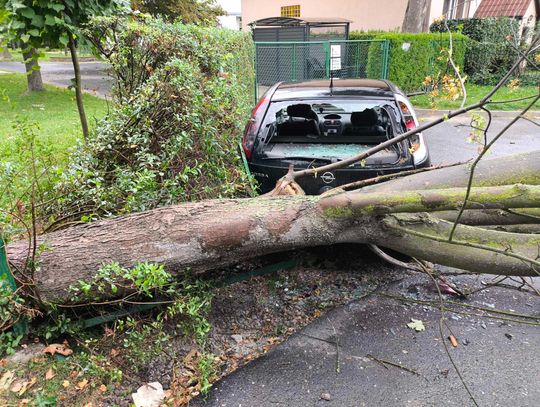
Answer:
[521,0,538,32]
[241,0,408,32]
[428,0,481,22]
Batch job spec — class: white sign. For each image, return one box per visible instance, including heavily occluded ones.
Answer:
[330,44,341,58]
[330,57,342,71]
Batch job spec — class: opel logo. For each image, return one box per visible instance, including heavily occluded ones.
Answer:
[321,172,335,184]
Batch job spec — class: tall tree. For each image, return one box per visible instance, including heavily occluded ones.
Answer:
[401,0,430,33]
[131,0,225,24]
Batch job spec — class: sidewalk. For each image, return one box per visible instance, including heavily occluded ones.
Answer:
[193,271,540,407]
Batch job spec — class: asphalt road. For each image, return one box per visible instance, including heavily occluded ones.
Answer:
[193,113,540,407]
[193,272,540,407]
[420,110,540,165]
[0,60,112,98]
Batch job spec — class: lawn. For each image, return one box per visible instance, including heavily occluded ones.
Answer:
[410,83,540,111]
[0,72,108,161]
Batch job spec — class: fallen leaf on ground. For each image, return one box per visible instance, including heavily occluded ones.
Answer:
[448,335,458,347]
[109,348,120,358]
[77,379,89,390]
[62,380,70,388]
[45,368,55,380]
[16,377,37,396]
[132,382,165,407]
[99,384,107,393]
[10,381,23,393]
[407,319,426,332]
[0,370,15,390]
[438,280,460,296]
[43,343,73,357]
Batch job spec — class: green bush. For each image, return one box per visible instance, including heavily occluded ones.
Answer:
[430,18,521,84]
[353,32,468,92]
[46,18,255,220]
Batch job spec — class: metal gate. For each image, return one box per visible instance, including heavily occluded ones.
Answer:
[254,39,390,99]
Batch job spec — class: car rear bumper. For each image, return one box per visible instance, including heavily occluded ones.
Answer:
[249,160,429,195]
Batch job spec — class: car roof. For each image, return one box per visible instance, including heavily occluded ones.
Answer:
[272,79,403,101]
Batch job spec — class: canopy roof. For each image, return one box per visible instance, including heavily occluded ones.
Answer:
[249,17,352,27]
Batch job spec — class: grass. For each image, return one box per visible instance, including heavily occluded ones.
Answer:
[0,72,108,161]
[410,83,540,111]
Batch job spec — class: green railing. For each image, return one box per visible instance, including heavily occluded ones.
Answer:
[254,39,390,100]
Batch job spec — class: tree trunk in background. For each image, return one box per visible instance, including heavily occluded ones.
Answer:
[1,47,12,60]
[68,34,89,142]
[401,0,430,33]
[22,47,44,92]
[7,152,540,304]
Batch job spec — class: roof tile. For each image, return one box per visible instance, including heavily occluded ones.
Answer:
[474,0,533,18]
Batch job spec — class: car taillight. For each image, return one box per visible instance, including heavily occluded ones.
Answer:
[398,101,416,130]
[242,95,270,160]
[405,117,416,130]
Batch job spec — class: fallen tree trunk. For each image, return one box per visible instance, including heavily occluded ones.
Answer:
[6,152,540,304]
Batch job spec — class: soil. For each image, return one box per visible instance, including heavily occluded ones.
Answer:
[101,244,403,405]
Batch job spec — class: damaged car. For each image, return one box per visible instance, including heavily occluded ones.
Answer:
[242,79,430,194]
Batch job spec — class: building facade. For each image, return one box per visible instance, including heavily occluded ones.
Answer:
[240,0,483,32]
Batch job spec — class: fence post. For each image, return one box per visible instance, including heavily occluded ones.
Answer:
[254,43,259,103]
[324,42,330,79]
[292,43,297,81]
[382,40,390,80]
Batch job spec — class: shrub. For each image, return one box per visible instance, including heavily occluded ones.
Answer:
[430,18,521,84]
[46,18,255,221]
[352,32,468,92]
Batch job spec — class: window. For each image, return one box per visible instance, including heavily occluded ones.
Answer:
[281,5,300,18]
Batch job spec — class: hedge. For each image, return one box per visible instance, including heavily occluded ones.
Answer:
[430,18,521,84]
[350,31,468,92]
[46,17,256,219]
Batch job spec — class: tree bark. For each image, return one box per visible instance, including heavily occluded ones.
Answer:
[22,47,43,92]
[1,46,12,60]
[401,0,430,33]
[68,34,89,142]
[6,152,540,304]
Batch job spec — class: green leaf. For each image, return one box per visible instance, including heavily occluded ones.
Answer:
[49,3,66,12]
[19,7,35,19]
[59,33,69,46]
[20,34,30,43]
[28,29,40,37]
[11,21,26,29]
[10,1,26,11]
[44,14,56,26]
[31,14,44,28]
[407,318,425,332]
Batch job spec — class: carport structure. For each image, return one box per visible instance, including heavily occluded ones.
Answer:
[249,16,351,42]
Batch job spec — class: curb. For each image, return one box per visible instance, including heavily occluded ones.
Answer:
[415,108,540,118]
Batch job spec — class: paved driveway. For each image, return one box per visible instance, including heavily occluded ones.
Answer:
[420,110,540,165]
[0,61,112,98]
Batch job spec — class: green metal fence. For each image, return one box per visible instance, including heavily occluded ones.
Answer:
[254,39,389,99]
